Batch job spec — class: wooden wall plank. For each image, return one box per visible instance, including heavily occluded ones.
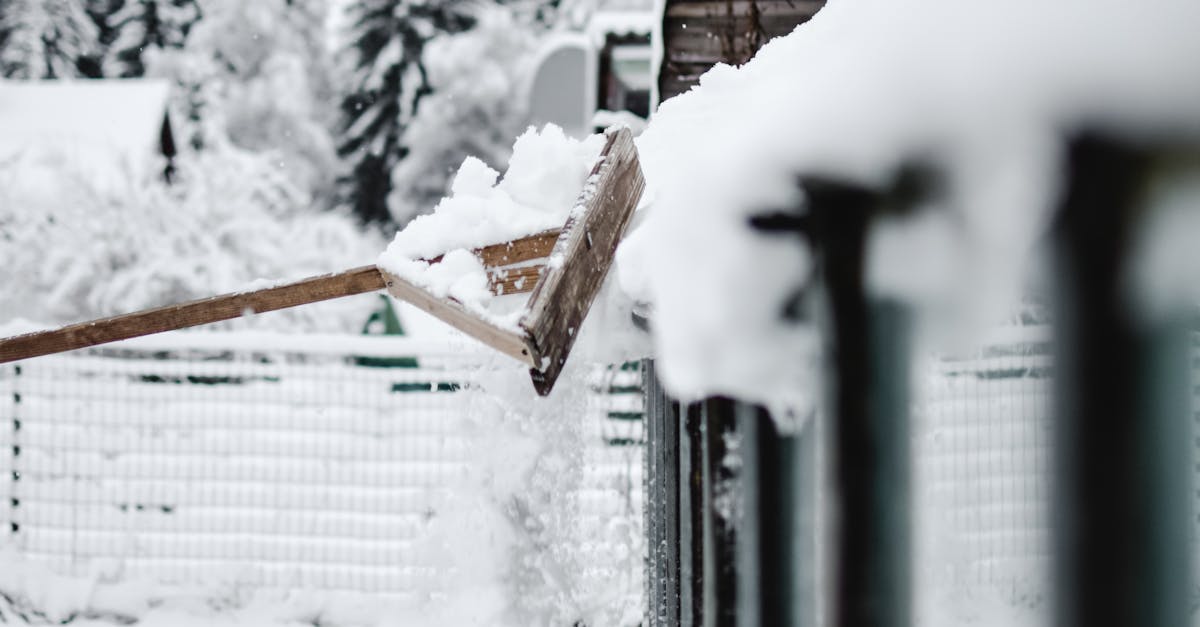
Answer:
[664,0,823,20]
[659,0,827,101]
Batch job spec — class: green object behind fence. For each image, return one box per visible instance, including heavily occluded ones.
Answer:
[356,295,419,370]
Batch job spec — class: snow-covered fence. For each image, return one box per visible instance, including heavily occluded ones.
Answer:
[646,320,1200,623]
[0,332,643,600]
[915,326,1054,607]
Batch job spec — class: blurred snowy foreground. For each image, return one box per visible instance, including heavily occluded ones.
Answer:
[621,0,1200,412]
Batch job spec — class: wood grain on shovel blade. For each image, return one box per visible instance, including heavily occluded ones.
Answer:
[521,127,646,395]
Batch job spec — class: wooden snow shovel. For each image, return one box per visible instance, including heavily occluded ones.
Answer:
[0,127,645,396]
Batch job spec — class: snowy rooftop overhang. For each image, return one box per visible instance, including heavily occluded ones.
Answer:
[0,78,173,184]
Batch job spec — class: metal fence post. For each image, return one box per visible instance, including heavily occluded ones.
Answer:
[680,402,702,625]
[643,373,749,627]
[805,174,916,627]
[645,359,683,626]
[699,398,739,626]
[735,403,818,627]
[1051,134,1194,627]
[7,364,19,539]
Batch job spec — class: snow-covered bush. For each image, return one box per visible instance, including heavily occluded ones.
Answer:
[0,144,383,331]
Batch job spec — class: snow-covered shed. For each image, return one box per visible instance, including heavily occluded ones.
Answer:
[0,79,177,185]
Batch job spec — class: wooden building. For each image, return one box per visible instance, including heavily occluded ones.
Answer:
[658,0,827,101]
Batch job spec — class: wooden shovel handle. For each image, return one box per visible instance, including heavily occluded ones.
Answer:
[0,229,566,365]
[0,266,386,364]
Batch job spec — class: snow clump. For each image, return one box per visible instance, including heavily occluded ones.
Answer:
[621,0,1200,408]
[378,124,605,324]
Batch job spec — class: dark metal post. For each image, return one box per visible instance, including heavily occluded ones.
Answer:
[645,360,683,627]
[1051,135,1193,627]
[681,403,702,625]
[735,404,818,627]
[806,176,915,627]
[699,398,739,626]
[6,364,19,538]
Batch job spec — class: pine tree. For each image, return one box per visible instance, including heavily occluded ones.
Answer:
[0,0,98,79]
[103,0,199,77]
[77,0,122,77]
[338,0,476,225]
[386,8,534,222]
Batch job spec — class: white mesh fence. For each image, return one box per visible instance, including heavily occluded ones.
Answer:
[0,331,644,605]
[13,322,1189,619]
[915,325,1054,614]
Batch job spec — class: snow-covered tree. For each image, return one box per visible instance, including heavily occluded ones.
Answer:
[148,0,339,201]
[386,8,534,221]
[337,0,476,224]
[0,0,98,78]
[76,0,121,76]
[103,0,199,77]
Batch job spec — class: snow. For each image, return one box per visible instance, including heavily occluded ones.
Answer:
[585,10,655,46]
[378,125,605,321]
[620,0,1200,407]
[0,78,171,185]
[382,126,603,260]
[386,249,495,310]
[592,109,647,135]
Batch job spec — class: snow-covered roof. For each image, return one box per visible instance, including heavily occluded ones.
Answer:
[587,10,656,43]
[0,78,172,183]
[596,0,656,15]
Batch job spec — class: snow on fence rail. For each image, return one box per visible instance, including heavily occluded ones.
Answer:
[0,331,644,600]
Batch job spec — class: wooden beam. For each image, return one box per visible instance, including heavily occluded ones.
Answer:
[0,266,386,364]
[488,265,545,295]
[379,269,537,367]
[520,127,646,395]
[427,229,561,268]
